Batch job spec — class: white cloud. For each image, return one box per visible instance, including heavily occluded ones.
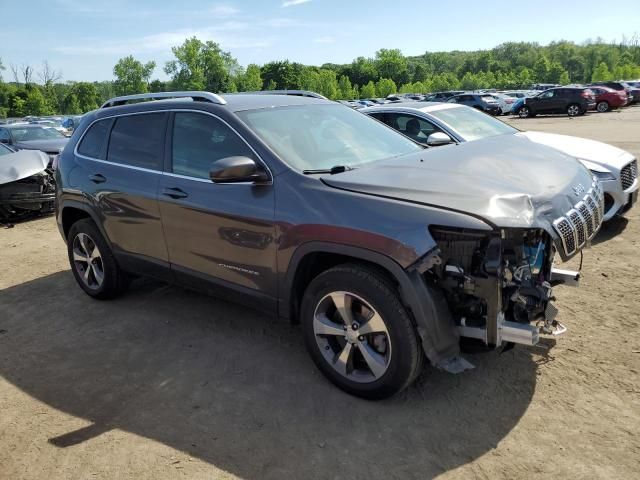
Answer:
[314,36,335,44]
[209,4,240,17]
[282,0,311,7]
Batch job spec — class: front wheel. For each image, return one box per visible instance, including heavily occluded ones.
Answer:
[517,106,531,118]
[301,264,423,399]
[596,101,610,113]
[567,103,581,116]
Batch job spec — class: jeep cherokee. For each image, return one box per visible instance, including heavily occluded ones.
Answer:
[56,91,602,399]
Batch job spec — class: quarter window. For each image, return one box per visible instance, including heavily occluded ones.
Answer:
[107,113,166,170]
[77,118,113,159]
[171,112,255,180]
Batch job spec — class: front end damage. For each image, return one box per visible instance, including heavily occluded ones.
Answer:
[419,180,604,352]
[0,150,56,222]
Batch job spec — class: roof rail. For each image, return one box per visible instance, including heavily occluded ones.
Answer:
[240,90,328,100]
[100,91,227,109]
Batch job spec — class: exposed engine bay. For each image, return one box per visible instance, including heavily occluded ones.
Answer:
[0,149,56,222]
[426,226,571,347]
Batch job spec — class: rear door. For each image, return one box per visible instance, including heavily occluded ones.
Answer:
[157,110,277,307]
[75,112,171,279]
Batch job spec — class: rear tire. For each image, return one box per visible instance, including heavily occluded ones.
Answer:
[67,219,129,300]
[301,263,423,399]
[567,103,581,117]
[596,101,610,113]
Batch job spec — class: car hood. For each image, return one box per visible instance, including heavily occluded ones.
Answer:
[322,134,594,232]
[519,131,634,171]
[13,138,68,153]
[0,149,49,185]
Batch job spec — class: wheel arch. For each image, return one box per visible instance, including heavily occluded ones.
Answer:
[281,242,460,365]
[59,200,110,247]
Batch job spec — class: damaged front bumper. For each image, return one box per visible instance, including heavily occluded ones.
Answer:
[0,171,56,221]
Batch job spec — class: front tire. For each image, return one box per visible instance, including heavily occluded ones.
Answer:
[67,219,129,300]
[517,106,531,118]
[596,101,610,113]
[301,264,423,399]
[567,103,581,116]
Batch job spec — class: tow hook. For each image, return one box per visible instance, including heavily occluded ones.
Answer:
[538,302,568,336]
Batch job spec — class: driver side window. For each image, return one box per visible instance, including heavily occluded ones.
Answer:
[172,112,255,180]
[540,90,555,98]
[385,113,441,144]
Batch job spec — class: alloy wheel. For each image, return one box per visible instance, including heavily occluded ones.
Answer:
[567,105,580,116]
[72,232,104,290]
[518,107,529,118]
[597,101,609,113]
[313,291,392,383]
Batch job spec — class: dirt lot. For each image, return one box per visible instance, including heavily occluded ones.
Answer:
[1,108,639,480]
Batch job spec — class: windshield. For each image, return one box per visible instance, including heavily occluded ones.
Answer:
[429,105,518,141]
[236,104,423,171]
[11,127,65,141]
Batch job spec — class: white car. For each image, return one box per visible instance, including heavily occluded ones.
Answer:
[487,92,516,115]
[361,102,638,221]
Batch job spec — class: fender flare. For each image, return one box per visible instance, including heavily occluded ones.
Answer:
[282,241,460,364]
[58,199,111,248]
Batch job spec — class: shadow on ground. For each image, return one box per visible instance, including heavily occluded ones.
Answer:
[592,215,629,245]
[0,272,540,479]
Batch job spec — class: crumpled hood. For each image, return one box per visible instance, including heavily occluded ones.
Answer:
[0,150,49,185]
[322,134,594,232]
[13,138,68,153]
[519,131,634,171]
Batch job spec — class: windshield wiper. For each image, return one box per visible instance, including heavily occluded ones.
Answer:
[302,165,355,175]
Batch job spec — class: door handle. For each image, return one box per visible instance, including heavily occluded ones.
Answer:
[162,187,189,199]
[89,174,106,184]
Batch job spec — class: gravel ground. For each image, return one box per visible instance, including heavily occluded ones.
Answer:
[0,108,639,480]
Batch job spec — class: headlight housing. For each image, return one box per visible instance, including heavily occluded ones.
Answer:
[591,170,616,181]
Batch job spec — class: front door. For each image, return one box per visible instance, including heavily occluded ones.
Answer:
[157,111,277,308]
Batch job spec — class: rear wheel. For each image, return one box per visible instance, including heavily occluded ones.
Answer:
[567,103,581,117]
[517,106,531,118]
[67,219,129,299]
[301,264,423,399]
[596,101,610,113]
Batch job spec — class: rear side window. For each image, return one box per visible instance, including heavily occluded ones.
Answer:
[77,119,112,159]
[107,113,166,170]
[171,112,255,179]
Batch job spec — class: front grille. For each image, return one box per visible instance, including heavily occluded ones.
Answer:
[621,159,637,190]
[553,180,604,256]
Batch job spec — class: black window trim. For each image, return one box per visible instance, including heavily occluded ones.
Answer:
[74,108,272,184]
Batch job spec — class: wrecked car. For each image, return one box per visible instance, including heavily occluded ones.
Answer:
[56,91,601,399]
[0,144,55,221]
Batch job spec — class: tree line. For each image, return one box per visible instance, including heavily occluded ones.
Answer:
[2,35,640,118]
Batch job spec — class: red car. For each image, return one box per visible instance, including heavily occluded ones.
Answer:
[589,86,628,112]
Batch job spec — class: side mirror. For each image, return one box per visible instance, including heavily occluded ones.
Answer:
[426,132,453,146]
[209,156,269,184]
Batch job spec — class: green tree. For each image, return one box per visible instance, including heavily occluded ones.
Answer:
[69,82,101,112]
[360,80,376,99]
[260,61,304,90]
[346,57,378,86]
[375,49,408,85]
[238,64,262,91]
[148,79,167,92]
[547,61,567,84]
[533,55,550,82]
[559,71,570,85]
[24,87,54,115]
[164,37,239,92]
[62,93,82,114]
[591,62,612,82]
[266,79,277,90]
[317,69,338,99]
[375,78,397,97]
[113,55,156,95]
[337,75,353,99]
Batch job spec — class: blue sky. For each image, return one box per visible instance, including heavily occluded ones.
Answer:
[2,0,639,82]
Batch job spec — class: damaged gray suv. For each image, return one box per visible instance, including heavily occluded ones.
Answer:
[55,91,602,399]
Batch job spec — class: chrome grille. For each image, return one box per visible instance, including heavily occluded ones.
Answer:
[553,181,603,256]
[621,159,637,190]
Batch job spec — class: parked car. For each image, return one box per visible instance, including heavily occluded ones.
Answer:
[513,87,596,117]
[589,82,636,105]
[362,102,637,221]
[57,91,599,399]
[424,91,464,101]
[531,83,561,91]
[62,115,84,134]
[486,92,516,114]
[588,86,628,112]
[0,145,55,221]
[620,82,640,104]
[0,124,69,166]
[447,93,502,115]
